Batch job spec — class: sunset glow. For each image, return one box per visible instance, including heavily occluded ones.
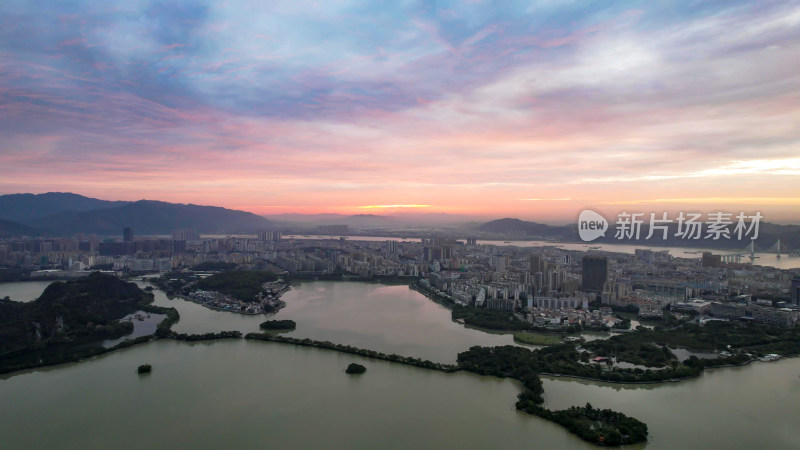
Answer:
[1,1,799,222]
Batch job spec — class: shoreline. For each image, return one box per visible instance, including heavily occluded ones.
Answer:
[177,293,286,316]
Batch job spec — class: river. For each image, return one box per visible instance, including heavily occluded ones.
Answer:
[1,281,798,449]
[280,235,800,270]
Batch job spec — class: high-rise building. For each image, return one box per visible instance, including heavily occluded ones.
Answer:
[702,252,721,268]
[257,231,282,242]
[530,254,544,274]
[581,255,608,292]
[172,229,200,241]
[791,276,800,305]
[123,227,134,242]
[318,225,348,234]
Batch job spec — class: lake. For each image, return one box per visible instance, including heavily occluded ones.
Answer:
[0,280,55,302]
[1,281,798,449]
[150,280,520,363]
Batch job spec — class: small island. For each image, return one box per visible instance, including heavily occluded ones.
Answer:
[165,270,291,315]
[259,319,297,331]
[137,364,152,374]
[345,363,366,374]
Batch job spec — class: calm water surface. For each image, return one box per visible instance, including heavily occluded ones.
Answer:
[1,281,798,449]
[150,280,518,363]
[0,280,54,302]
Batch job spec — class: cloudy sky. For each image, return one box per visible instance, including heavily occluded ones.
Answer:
[1,0,799,222]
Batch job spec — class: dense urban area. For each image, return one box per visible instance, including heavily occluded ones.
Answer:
[2,225,800,446]
[3,226,799,330]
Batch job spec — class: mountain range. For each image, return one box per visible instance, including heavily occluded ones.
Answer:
[0,193,272,236]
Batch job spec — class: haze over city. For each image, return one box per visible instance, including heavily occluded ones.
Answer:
[2,1,799,222]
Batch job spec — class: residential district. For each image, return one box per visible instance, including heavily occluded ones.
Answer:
[2,228,799,327]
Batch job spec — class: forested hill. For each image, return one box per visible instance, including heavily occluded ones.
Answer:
[0,273,149,356]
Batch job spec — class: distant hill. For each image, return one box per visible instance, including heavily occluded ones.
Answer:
[478,218,574,239]
[28,200,273,236]
[0,219,50,238]
[0,192,129,222]
[267,212,479,228]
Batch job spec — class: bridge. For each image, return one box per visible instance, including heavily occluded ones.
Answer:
[719,239,789,263]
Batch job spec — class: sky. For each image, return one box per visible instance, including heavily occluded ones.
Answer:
[1,0,799,223]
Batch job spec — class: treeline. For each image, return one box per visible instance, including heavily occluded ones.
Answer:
[289,274,418,285]
[596,321,800,356]
[0,331,156,375]
[259,319,296,330]
[451,304,582,333]
[452,305,533,331]
[0,267,33,282]
[244,333,459,372]
[458,344,699,384]
[191,262,238,272]
[171,331,242,341]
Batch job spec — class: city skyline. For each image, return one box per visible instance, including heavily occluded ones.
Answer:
[2,1,800,221]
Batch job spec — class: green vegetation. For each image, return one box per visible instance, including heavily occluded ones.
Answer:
[0,273,179,375]
[171,331,242,341]
[513,332,566,346]
[524,403,648,446]
[0,272,148,356]
[194,270,279,302]
[137,364,152,374]
[146,305,179,338]
[458,346,648,445]
[452,305,532,331]
[451,305,582,333]
[457,320,797,385]
[345,363,366,374]
[245,333,458,372]
[259,319,296,330]
[0,267,34,282]
[609,320,800,355]
[192,261,238,272]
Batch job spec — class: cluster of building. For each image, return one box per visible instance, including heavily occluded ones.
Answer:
[185,289,266,314]
[2,226,799,329]
[184,279,289,315]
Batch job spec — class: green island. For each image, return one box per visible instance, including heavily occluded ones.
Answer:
[0,273,177,374]
[193,270,279,302]
[0,272,248,375]
[523,402,648,446]
[259,319,297,331]
[345,363,366,374]
[137,364,152,374]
